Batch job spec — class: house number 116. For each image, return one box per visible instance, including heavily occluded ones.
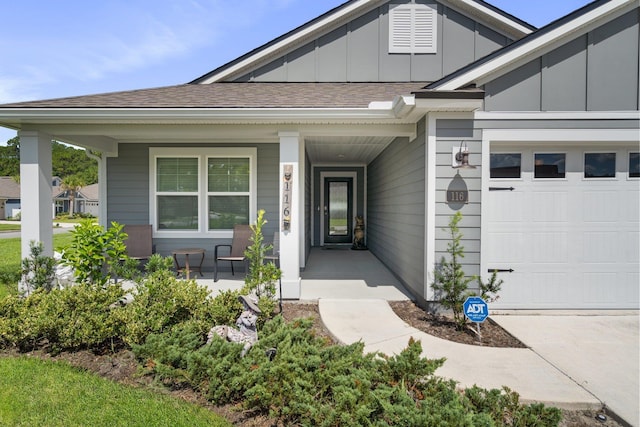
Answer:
[282,164,293,230]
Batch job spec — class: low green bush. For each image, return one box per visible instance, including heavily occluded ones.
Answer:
[0,283,125,351]
[115,270,220,346]
[134,314,562,426]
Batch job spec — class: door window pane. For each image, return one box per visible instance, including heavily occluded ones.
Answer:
[630,152,640,178]
[157,196,198,229]
[328,181,348,236]
[490,153,521,178]
[584,153,616,178]
[535,153,565,178]
[208,196,249,230]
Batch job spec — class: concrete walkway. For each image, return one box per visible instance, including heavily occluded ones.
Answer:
[319,299,639,426]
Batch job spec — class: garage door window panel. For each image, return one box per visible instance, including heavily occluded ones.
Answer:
[629,152,639,178]
[584,153,616,179]
[534,153,566,179]
[490,153,521,178]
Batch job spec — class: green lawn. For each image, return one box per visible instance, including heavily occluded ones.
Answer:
[0,223,20,231]
[0,233,74,298]
[0,356,230,427]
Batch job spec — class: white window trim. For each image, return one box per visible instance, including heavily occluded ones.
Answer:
[389,3,437,54]
[149,147,257,238]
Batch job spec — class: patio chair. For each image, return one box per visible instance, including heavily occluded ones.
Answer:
[264,231,280,267]
[123,224,154,261]
[214,224,252,282]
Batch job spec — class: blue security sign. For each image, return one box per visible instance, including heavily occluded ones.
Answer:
[463,296,489,323]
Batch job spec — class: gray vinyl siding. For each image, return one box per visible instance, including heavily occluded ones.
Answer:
[434,119,481,287]
[367,119,426,300]
[106,143,279,271]
[236,1,511,83]
[106,144,149,225]
[485,9,640,112]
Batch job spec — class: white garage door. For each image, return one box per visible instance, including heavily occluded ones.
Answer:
[483,145,639,309]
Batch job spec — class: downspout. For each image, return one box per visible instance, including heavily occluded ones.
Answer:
[85,150,107,228]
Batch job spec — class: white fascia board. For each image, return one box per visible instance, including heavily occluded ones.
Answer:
[199,0,379,83]
[415,98,483,112]
[0,106,408,123]
[475,111,640,120]
[449,0,533,36]
[368,95,416,118]
[436,0,635,91]
[484,128,640,143]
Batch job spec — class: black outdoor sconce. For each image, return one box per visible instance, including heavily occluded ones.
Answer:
[453,141,476,169]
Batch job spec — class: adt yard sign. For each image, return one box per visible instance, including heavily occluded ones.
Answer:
[463,296,488,323]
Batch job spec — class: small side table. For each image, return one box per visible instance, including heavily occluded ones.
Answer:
[172,248,205,279]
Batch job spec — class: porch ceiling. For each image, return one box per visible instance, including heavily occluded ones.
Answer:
[305,135,395,164]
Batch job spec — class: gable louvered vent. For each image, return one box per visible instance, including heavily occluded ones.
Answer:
[389,3,437,54]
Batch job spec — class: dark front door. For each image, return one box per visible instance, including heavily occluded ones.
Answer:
[324,177,353,244]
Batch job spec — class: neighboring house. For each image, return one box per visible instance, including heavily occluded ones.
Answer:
[0,176,21,219]
[53,183,99,217]
[0,0,637,308]
[0,176,98,219]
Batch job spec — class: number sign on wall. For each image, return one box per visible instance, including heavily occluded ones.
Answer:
[282,164,293,231]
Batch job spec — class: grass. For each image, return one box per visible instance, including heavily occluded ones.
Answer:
[0,356,230,427]
[0,223,20,231]
[0,233,75,299]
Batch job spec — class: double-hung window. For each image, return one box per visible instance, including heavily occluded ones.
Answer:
[150,147,256,237]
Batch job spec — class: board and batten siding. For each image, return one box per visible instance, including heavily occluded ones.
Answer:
[106,143,279,271]
[235,1,511,83]
[434,119,482,292]
[484,9,639,112]
[367,119,426,300]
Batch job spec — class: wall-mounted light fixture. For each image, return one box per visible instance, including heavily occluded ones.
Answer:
[452,141,476,169]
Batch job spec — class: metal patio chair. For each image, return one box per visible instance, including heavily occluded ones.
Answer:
[214,224,252,282]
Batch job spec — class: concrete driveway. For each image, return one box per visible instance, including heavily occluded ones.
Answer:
[491,312,639,427]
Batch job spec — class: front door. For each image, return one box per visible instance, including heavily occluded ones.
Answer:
[324,177,353,244]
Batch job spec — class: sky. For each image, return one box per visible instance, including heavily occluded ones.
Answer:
[0,0,593,144]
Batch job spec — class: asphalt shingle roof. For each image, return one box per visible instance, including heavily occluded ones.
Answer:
[0,83,431,109]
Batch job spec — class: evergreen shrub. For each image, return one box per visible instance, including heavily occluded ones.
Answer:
[0,283,125,351]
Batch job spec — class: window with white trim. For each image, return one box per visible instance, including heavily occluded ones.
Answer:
[389,3,438,54]
[150,147,257,237]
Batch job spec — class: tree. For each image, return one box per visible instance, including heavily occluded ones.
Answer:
[431,212,474,330]
[0,137,98,184]
[0,136,20,178]
[60,174,86,217]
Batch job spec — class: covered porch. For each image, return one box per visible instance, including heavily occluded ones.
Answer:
[197,246,412,301]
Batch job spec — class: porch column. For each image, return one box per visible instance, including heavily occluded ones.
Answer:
[278,131,302,299]
[19,130,53,264]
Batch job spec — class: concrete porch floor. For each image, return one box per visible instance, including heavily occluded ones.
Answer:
[195,246,413,301]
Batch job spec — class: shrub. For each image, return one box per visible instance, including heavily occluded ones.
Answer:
[135,315,561,426]
[61,220,129,286]
[116,270,216,346]
[431,212,475,330]
[243,209,281,318]
[20,241,56,294]
[0,283,125,351]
